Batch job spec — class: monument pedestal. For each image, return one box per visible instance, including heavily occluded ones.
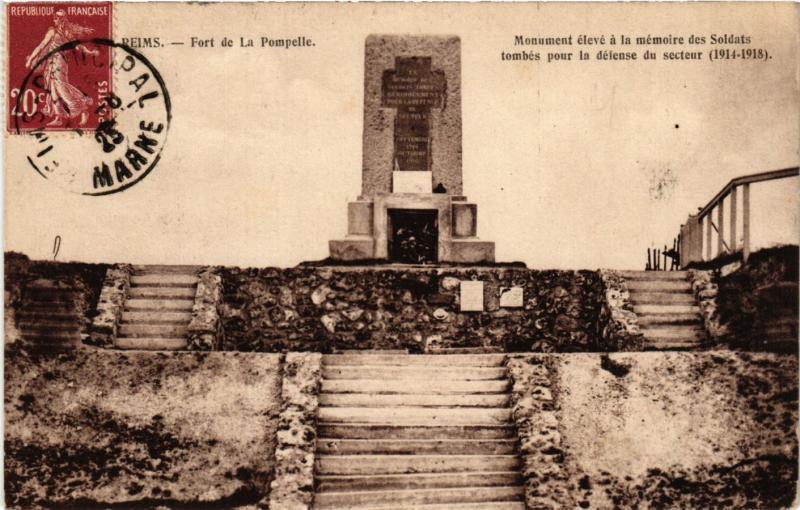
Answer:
[330,193,495,263]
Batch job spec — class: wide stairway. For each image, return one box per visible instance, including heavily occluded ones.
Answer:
[115,265,200,350]
[622,270,705,350]
[16,279,83,351]
[313,353,524,510]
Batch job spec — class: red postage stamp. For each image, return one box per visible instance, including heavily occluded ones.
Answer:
[7,2,112,132]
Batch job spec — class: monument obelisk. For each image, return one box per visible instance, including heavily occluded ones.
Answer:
[330,34,495,264]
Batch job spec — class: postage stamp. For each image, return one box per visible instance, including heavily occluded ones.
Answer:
[7,2,113,132]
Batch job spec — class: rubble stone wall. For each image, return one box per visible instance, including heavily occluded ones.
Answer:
[219,266,604,352]
[688,269,728,342]
[267,352,323,510]
[89,264,134,348]
[597,269,644,351]
[188,267,223,351]
[507,355,574,509]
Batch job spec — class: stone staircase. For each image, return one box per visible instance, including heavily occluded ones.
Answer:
[622,271,706,350]
[16,279,83,351]
[115,265,200,350]
[313,353,524,510]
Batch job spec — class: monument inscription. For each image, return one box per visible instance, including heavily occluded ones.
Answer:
[382,57,446,172]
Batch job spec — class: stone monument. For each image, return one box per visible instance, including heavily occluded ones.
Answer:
[329,35,495,264]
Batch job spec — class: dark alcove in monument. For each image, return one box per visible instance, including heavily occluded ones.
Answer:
[388,209,438,264]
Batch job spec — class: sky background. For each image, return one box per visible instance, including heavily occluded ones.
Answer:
[4,3,798,269]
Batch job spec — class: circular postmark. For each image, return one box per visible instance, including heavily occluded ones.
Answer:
[15,39,171,195]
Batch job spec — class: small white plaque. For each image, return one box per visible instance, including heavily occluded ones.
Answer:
[460,281,484,312]
[393,171,432,193]
[500,286,524,308]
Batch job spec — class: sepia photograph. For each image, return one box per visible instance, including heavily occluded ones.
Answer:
[3,2,799,509]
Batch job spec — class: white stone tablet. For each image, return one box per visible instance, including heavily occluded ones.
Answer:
[393,171,432,193]
[499,286,524,308]
[460,280,484,312]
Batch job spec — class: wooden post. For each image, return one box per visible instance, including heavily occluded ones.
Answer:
[743,183,751,262]
[717,199,725,255]
[705,214,712,260]
[730,186,738,252]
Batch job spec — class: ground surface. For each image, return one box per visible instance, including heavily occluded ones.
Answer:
[4,349,797,509]
[4,349,282,509]
[556,351,798,509]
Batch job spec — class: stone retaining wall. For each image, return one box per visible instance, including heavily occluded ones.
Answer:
[220,266,603,352]
[267,352,323,510]
[188,267,224,351]
[597,269,644,351]
[687,269,728,342]
[716,246,798,351]
[507,355,574,509]
[89,264,134,348]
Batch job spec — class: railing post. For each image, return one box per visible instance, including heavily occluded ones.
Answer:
[705,213,712,261]
[680,214,702,266]
[717,199,725,255]
[729,185,738,253]
[743,183,751,262]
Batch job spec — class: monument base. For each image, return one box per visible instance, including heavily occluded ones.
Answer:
[329,193,495,264]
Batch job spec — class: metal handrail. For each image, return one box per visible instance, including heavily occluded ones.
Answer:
[697,167,798,221]
[680,166,799,266]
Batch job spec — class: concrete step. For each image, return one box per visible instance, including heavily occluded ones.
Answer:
[22,291,76,303]
[629,292,695,305]
[22,330,81,342]
[16,302,76,313]
[314,485,523,508]
[17,321,81,332]
[620,271,688,281]
[317,439,517,455]
[637,313,702,326]
[331,502,525,510]
[761,323,798,337]
[430,347,504,354]
[130,274,197,287]
[122,311,193,324]
[318,424,517,440]
[338,350,410,355]
[119,323,187,338]
[125,298,194,311]
[25,339,81,351]
[323,366,507,381]
[133,265,202,274]
[319,393,510,408]
[641,326,705,340]
[25,279,72,290]
[625,280,692,292]
[633,304,700,315]
[318,407,511,426]
[324,354,506,367]
[644,340,703,351]
[322,379,510,395]
[114,337,187,350]
[128,287,196,299]
[16,309,77,321]
[315,455,520,476]
[316,471,523,492]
